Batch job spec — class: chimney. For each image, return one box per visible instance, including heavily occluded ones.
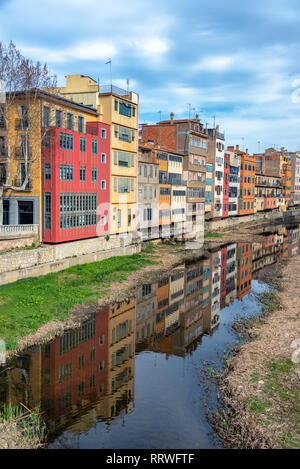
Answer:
[236,144,239,151]
[170,112,174,124]
[195,113,199,120]
[216,124,219,132]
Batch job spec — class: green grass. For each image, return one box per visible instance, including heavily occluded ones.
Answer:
[204,231,222,239]
[0,252,156,351]
[244,358,300,448]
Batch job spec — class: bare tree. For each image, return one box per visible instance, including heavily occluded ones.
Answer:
[0,41,57,225]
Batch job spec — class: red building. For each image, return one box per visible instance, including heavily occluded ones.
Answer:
[42,121,110,243]
[222,153,230,217]
[41,308,109,422]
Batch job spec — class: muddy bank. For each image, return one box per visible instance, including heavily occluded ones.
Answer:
[213,255,300,449]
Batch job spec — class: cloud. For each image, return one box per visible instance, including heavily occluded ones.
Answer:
[1,0,300,152]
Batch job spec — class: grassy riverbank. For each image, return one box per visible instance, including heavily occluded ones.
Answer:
[213,256,300,449]
[0,251,157,351]
[0,404,45,449]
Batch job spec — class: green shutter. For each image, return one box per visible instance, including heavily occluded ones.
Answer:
[131,178,134,191]
[114,177,117,192]
[114,150,117,165]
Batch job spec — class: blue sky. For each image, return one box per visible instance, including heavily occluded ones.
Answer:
[1,0,300,153]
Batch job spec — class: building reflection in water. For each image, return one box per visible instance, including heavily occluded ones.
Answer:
[0,223,299,441]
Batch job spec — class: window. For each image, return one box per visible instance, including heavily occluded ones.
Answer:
[55,109,63,128]
[99,334,105,345]
[60,165,73,181]
[101,153,106,163]
[0,163,6,185]
[78,382,84,396]
[101,128,107,139]
[59,193,97,229]
[118,100,135,117]
[43,106,51,126]
[78,116,84,133]
[101,180,106,190]
[19,162,30,189]
[78,354,85,370]
[90,374,95,388]
[44,193,51,230]
[118,178,132,193]
[59,132,73,150]
[80,166,86,182]
[19,134,30,157]
[80,137,86,152]
[114,150,134,167]
[92,167,97,182]
[144,208,152,221]
[66,112,74,130]
[44,164,51,180]
[92,139,98,155]
[90,347,96,362]
[99,360,105,371]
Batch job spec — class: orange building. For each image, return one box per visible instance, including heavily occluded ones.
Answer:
[283,162,292,207]
[236,147,256,216]
[236,242,252,300]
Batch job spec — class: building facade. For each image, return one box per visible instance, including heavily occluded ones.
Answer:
[42,121,110,243]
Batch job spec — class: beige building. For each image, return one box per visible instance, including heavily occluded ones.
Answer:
[55,75,139,235]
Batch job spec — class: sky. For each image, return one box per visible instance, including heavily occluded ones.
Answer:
[1,0,300,153]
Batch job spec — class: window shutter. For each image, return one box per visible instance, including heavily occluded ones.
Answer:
[114,177,117,192]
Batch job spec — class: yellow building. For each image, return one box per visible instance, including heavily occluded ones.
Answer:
[0,89,98,239]
[55,75,139,235]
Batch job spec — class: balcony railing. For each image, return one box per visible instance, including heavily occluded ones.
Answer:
[0,224,39,236]
[100,85,131,97]
[15,118,30,130]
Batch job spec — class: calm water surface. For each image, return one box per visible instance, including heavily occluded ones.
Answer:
[0,223,299,449]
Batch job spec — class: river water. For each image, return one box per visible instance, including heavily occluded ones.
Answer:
[0,222,299,449]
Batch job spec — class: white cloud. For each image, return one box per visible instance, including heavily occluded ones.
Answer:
[21,41,117,64]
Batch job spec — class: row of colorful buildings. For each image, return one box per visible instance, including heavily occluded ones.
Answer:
[0,74,300,245]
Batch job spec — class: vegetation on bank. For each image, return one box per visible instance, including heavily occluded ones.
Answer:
[212,277,300,449]
[0,251,157,351]
[204,231,222,239]
[0,404,46,449]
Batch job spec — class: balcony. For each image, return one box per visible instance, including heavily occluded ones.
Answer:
[15,118,30,130]
[0,224,39,242]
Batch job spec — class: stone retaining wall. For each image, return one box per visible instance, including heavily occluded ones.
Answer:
[0,233,139,277]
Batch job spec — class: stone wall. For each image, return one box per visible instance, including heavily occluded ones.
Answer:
[0,243,142,286]
[0,232,140,280]
[205,207,300,232]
